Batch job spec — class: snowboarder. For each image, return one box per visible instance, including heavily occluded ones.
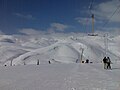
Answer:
[106,57,112,69]
[103,57,107,69]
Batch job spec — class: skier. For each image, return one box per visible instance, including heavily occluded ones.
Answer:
[85,59,89,63]
[76,59,79,63]
[103,57,107,69]
[106,57,112,69]
[48,60,51,64]
[37,59,40,65]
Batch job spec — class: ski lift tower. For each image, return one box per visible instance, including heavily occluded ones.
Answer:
[88,13,98,36]
[79,47,84,63]
[88,0,98,36]
[92,14,94,34]
[104,33,108,57]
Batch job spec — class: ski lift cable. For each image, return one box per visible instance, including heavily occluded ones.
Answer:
[89,0,94,11]
[118,6,120,13]
[86,0,94,22]
[85,0,95,31]
[88,0,95,15]
[103,4,120,27]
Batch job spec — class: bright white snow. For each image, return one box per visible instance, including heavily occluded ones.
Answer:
[0,63,120,90]
[0,33,120,90]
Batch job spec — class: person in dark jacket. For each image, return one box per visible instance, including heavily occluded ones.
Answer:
[103,57,107,69]
[48,60,51,64]
[106,57,112,69]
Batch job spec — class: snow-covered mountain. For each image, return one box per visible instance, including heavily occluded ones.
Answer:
[0,33,120,66]
[0,33,120,90]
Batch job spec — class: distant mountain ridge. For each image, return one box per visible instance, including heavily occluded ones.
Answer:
[0,33,120,66]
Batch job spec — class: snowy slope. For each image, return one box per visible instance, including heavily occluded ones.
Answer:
[0,33,120,90]
[0,63,120,90]
[0,33,120,66]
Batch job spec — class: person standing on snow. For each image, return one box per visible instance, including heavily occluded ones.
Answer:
[48,60,51,64]
[103,57,107,69]
[106,57,112,69]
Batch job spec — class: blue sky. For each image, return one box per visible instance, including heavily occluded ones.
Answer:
[0,0,120,34]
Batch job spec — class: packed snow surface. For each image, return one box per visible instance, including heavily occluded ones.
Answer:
[0,63,120,90]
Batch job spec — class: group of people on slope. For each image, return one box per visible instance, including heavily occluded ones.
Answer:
[103,57,112,70]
